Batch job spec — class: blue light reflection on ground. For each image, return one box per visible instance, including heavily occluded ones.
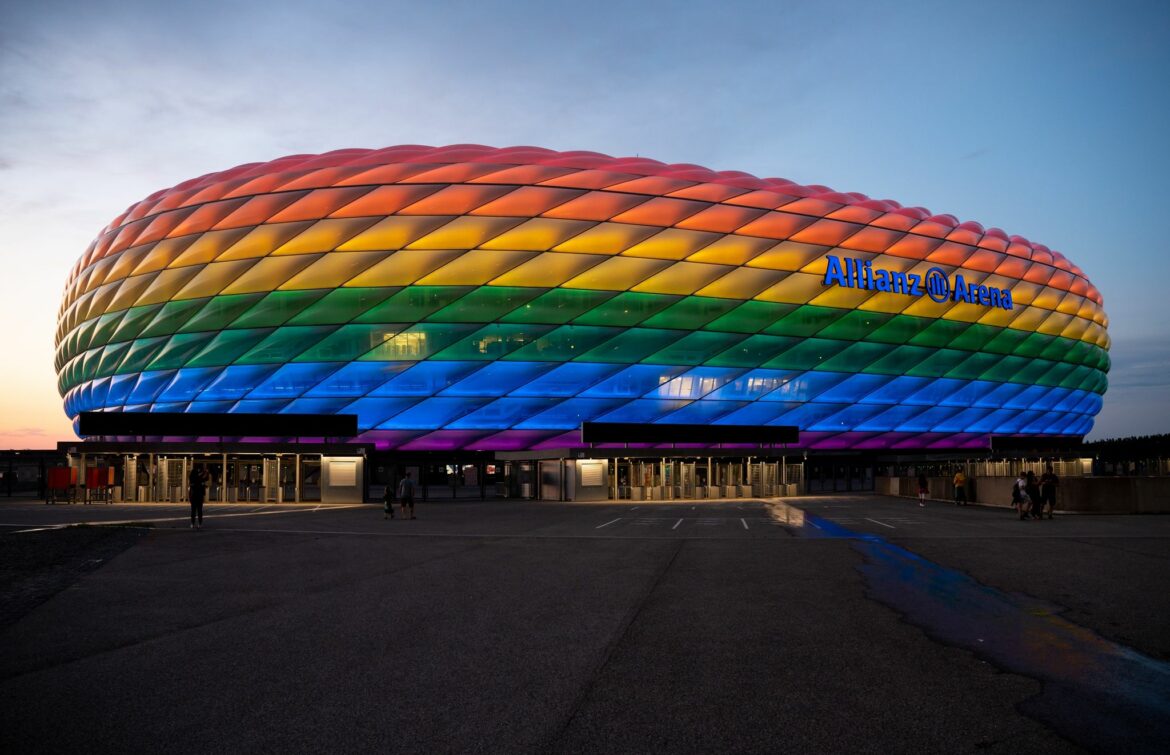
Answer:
[794,508,1170,753]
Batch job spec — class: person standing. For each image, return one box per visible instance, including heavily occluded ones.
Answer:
[952,468,968,506]
[189,464,207,529]
[917,472,928,507]
[383,480,396,520]
[1015,472,1031,520]
[1039,464,1059,520]
[1025,470,1043,521]
[398,472,416,520]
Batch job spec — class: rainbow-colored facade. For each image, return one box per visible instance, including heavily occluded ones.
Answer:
[56,145,1109,451]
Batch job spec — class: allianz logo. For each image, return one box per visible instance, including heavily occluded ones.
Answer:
[821,254,1014,310]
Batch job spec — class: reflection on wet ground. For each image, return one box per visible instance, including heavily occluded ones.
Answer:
[787,506,1170,753]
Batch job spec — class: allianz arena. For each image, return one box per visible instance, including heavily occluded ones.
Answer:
[55,145,1109,451]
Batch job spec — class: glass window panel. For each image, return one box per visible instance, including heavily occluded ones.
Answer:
[126,370,176,405]
[704,369,799,400]
[582,364,689,398]
[246,362,342,399]
[514,397,626,430]
[187,328,274,367]
[576,328,681,364]
[105,373,138,406]
[377,397,490,429]
[426,285,546,323]
[146,332,217,371]
[280,397,353,415]
[294,323,405,362]
[816,310,894,341]
[644,331,745,366]
[231,290,330,328]
[764,305,849,338]
[177,294,265,334]
[358,323,480,361]
[508,362,624,397]
[818,342,897,373]
[762,338,852,370]
[157,366,223,403]
[110,304,164,343]
[572,292,680,327]
[705,334,800,368]
[340,396,421,429]
[236,326,338,364]
[808,403,888,431]
[447,397,562,429]
[648,367,744,399]
[200,364,280,401]
[500,288,617,324]
[440,361,555,397]
[94,341,132,378]
[713,401,797,426]
[115,336,169,375]
[369,361,483,397]
[813,373,896,404]
[354,286,473,324]
[641,296,741,331]
[700,300,794,333]
[762,371,850,402]
[595,399,692,423]
[504,325,620,362]
[658,399,745,424]
[981,327,1031,355]
[287,287,400,325]
[305,362,411,398]
[432,323,555,361]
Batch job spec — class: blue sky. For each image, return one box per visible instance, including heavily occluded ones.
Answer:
[1,0,1167,445]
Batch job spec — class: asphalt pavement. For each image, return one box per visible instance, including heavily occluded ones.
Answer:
[0,495,1167,753]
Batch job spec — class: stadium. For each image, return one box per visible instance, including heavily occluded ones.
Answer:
[52,145,1109,501]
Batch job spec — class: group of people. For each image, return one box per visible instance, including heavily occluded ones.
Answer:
[383,472,417,520]
[1013,465,1059,520]
[914,465,1059,520]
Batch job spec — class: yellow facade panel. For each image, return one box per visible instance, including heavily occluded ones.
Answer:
[134,266,202,307]
[219,254,321,295]
[278,251,392,290]
[337,215,454,251]
[479,218,595,252]
[217,222,315,261]
[746,241,831,273]
[620,228,721,260]
[551,222,660,255]
[694,267,788,299]
[753,272,826,305]
[561,257,672,291]
[1036,311,1075,337]
[344,250,464,287]
[406,216,524,251]
[173,260,258,300]
[685,235,775,266]
[105,273,159,313]
[415,249,538,285]
[488,252,605,287]
[631,261,733,295]
[807,285,879,310]
[271,217,381,256]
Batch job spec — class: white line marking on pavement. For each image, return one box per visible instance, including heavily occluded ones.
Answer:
[865,517,896,529]
[1,505,368,530]
[630,506,640,511]
[741,518,749,530]
[673,518,683,530]
[808,521,822,530]
[596,518,622,529]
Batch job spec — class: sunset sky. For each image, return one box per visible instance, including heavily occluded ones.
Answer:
[2,0,1167,448]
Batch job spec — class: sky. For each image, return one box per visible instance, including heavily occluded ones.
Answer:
[1,0,1167,448]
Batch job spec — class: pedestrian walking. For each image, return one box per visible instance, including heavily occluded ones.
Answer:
[917,473,928,507]
[1039,464,1059,519]
[189,464,208,529]
[382,481,396,520]
[952,468,968,506]
[398,472,416,519]
[1026,470,1043,521]
[1014,472,1030,520]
